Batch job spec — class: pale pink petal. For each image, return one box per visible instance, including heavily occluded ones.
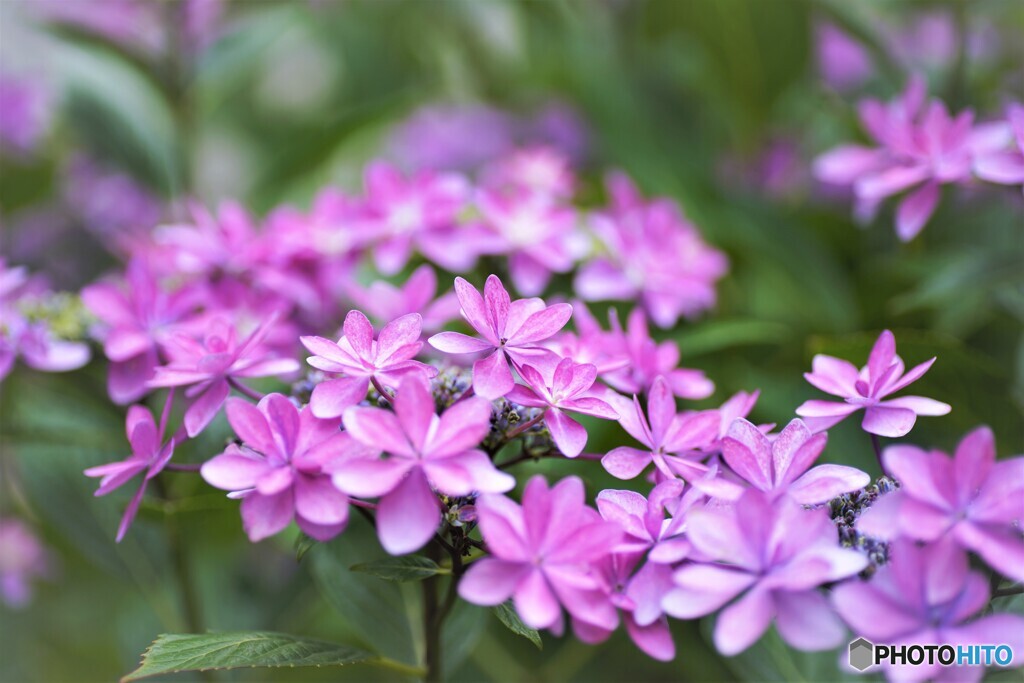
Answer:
[393,375,434,452]
[788,465,871,505]
[375,313,423,366]
[545,408,588,458]
[831,580,923,641]
[879,396,950,416]
[342,310,375,360]
[510,304,573,344]
[342,406,415,458]
[953,523,1024,583]
[722,418,773,490]
[713,587,773,656]
[184,379,230,437]
[806,355,860,396]
[861,405,917,437]
[882,445,954,508]
[294,474,350,526]
[602,446,652,480]
[882,357,936,395]
[427,331,493,354]
[104,329,154,363]
[255,466,293,496]
[309,376,370,419]
[472,349,514,400]
[514,569,561,630]
[200,451,271,491]
[483,274,511,338]
[974,151,1024,184]
[624,616,674,662]
[646,376,675,448]
[300,335,360,368]
[262,393,300,457]
[458,559,528,606]
[855,164,930,200]
[429,397,493,458]
[376,469,440,555]
[663,566,755,620]
[240,491,294,542]
[573,259,637,301]
[774,590,846,651]
[453,277,494,341]
[953,426,995,497]
[895,181,940,241]
[225,398,277,457]
[329,457,411,498]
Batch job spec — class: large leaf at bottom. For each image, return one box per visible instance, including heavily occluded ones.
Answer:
[121,631,378,681]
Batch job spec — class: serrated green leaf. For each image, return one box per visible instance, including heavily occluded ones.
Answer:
[120,631,383,681]
[493,602,542,650]
[350,555,449,582]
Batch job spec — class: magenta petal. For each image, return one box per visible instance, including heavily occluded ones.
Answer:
[458,559,528,606]
[721,419,773,490]
[895,181,940,242]
[428,331,493,354]
[663,565,755,618]
[774,590,846,652]
[625,616,675,662]
[510,303,573,344]
[240,490,294,542]
[602,447,652,480]
[294,474,349,526]
[861,405,917,437]
[476,494,529,561]
[309,377,370,420]
[376,469,440,555]
[788,465,870,505]
[201,450,270,491]
[342,406,414,457]
[184,379,230,437]
[472,349,514,400]
[342,310,374,359]
[879,396,951,416]
[831,580,923,642]
[429,398,493,457]
[954,523,1024,583]
[115,481,148,543]
[330,457,411,498]
[545,408,587,458]
[514,569,561,630]
[105,329,154,363]
[453,277,493,340]
[225,398,277,457]
[713,587,773,656]
[255,466,294,496]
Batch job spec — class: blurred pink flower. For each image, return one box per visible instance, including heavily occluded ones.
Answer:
[665,491,867,655]
[858,426,1024,583]
[344,265,460,332]
[0,519,52,608]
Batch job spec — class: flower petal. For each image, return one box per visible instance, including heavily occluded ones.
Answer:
[376,469,440,555]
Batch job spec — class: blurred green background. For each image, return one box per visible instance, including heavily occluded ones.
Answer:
[1,0,1022,681]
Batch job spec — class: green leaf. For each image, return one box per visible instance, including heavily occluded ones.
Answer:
[309,517,418,664]
[493,601,542,650]
[295,533,317,563]
[674,319,792,357]
[120,631,385,681]
[350,555,449,582]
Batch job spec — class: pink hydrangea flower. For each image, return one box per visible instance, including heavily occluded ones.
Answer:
[814,76,1013,240]
[84,401,175,542]
[542,300,629,375]
[481,146,576,199]
[344,265,460,332]
[300,311,436,419]
[574,175,727,327]
[857,426,1024,583]
[201,394,360,542]
[333,375,514,555]
[361,161,477,274]
[602,376,719,481]
[796,330,950,437]
[664,490,868,655]
[82,259,202,403]
[973,102,1024,192]
[428,275,572,399]
[458,475,622,634]
[600,307,714,400]
[507,359,619,457]
[692,418,869,505]
[816,23,871,91]
[149,316,301,436]
[0,519,52,608]
[832,538,1024,683]
[475,189,581,296]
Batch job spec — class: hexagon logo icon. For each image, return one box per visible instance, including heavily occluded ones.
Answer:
[849,637,874,671]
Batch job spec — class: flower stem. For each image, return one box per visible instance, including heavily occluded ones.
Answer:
[993,585,1024,599]
[506,411,546,439]
[423,543,443,683]
[228,377,265,402]
[164,463,202,472]
[870,433,886,475]
[370,376,394,404]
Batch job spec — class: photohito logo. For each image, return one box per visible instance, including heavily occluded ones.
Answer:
[848,637,1015,672]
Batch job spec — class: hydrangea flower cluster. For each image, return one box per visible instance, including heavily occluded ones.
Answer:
[3,146,1020,682]
[815,76,1023,240]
